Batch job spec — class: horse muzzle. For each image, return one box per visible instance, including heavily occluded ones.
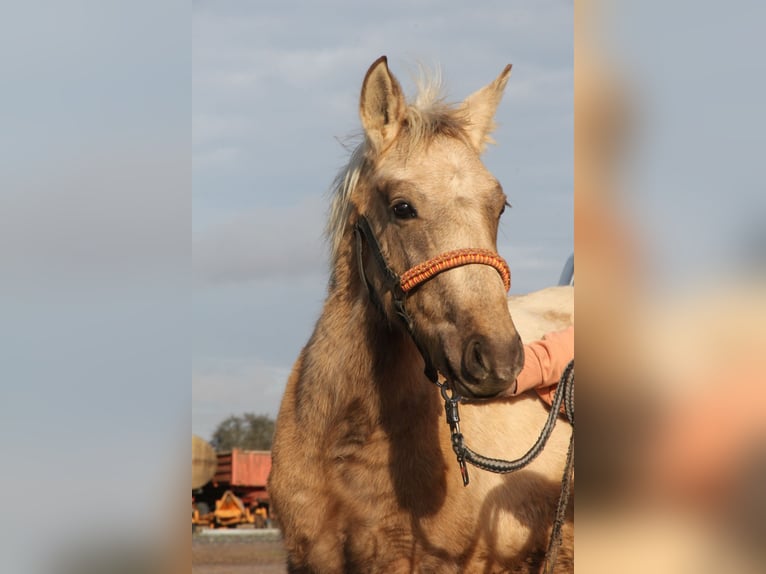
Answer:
[447,330,524,399]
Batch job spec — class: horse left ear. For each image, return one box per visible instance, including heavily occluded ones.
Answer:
[461,64,512,153]
[360,56,407,153]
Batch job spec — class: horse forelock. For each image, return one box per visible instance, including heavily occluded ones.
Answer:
[327,71,471,264]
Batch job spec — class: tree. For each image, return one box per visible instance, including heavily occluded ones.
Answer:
[210,413,275,452]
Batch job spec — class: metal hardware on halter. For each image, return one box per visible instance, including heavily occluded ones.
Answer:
[440,383,470,486]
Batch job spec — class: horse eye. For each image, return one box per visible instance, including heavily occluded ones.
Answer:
[392,202,417,219]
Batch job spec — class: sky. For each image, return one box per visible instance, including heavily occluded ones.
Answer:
[1,3,189,571]
[192,0,574,439]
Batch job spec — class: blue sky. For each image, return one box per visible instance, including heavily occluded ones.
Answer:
[192,1,573,439]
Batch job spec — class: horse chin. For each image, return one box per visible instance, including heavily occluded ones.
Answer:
[450,378,508,400]
[436,360,512,400]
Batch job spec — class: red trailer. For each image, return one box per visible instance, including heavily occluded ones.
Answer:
[193,448,273,528]
[213,449,271,506]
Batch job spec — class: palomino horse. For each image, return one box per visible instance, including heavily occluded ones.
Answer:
[269,56,573,573]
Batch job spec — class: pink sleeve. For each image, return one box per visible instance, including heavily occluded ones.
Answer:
[512,325,574,396]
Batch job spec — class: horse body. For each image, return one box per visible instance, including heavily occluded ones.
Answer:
[272,290,572,572]
[270,57,573,573]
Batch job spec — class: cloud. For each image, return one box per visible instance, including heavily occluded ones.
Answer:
[192,1,574,167]
[193,195,329,284]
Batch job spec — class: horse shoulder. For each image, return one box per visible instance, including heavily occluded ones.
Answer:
[270,351,347,569]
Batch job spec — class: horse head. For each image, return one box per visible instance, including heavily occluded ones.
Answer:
[339,56,523,399]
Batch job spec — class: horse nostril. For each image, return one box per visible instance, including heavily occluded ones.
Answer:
[458,332,521,397]
[473,341,485,370]
[462,336,490,384]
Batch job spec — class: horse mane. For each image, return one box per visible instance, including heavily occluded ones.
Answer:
[326,70,471,264]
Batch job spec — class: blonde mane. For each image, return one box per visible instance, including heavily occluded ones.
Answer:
[326,71,471,263]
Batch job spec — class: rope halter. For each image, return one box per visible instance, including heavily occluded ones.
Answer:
[400,248,511,293]
[354,215,511,301]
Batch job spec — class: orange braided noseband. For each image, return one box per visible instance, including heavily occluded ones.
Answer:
[400,248,511,293]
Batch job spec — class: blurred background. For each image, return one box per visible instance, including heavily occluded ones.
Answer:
[1,1,188,574]
[576,1,766,572]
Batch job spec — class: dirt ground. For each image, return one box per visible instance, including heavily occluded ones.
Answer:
[192,530,287,574]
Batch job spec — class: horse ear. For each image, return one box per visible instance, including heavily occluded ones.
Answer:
[461,64,512,153]
[360,56,407,153]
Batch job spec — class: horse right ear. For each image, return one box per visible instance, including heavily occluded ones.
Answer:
[460,64,513,153]
[360,56,407,153]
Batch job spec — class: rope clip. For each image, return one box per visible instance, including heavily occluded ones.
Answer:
[441,384,470,486]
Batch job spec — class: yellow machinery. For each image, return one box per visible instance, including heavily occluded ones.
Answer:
[192,435,272,528]
[212,490,255,527]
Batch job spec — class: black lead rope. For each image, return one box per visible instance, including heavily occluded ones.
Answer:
[544,414,574,574]
[440,361,574,574]
[440,360,574,485]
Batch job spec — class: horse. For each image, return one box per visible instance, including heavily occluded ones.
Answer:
[269,56,574,573]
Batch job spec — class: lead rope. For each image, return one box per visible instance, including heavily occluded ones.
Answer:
[440,360,574,484]
[439,361,574,573]
[542,361,574,574]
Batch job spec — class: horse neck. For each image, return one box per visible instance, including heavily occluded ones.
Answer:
[305,236,439,425]
[298,238,448,515]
